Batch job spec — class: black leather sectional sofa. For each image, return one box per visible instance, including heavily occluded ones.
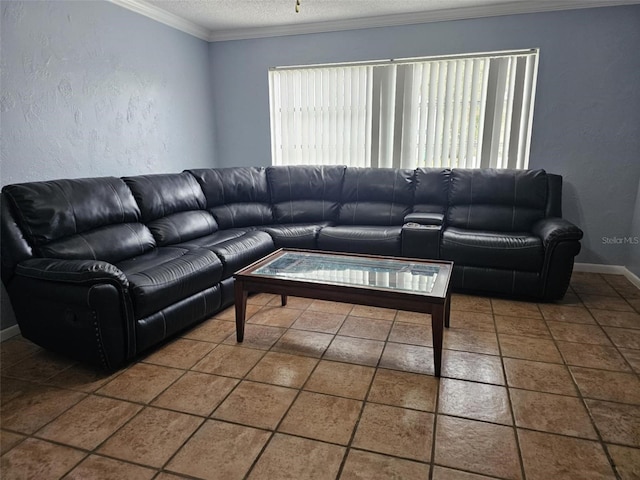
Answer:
[1,166,583,369]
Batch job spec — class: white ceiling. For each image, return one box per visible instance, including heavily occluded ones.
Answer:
[111,0,640,41]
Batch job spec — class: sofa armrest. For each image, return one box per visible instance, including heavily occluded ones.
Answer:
[15,258,128,288]
[532,217,583,249]
[404,213,444,226]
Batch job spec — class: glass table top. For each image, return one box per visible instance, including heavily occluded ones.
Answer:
[248,251,451,298]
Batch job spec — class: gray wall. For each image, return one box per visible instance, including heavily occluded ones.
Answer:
[1,0,216,185]
[629,178,640,278]
[0,0,216,329]
[209,5,640,268]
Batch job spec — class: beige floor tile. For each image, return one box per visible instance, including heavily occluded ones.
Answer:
[0,438,85,480]
[278,391,361,445]
[36,396,141,450]
[590,309,640,329]
[495,315,551,338]
[571,279,620,296]
[628,298,640,312]
[510,389,597,439]
[556,341,631,371]
[212,380,297,430]
[0,430,25,455]
[152,371,238,416]
[247,433,344,480]
[0,339,40,368]
[337,316,393,340]
[606,444,640,480]
[267,295,315,309]
[579,294,634,312]
[444,329,499,355]
[1,384,86,434]
[247,306,303,327]
[214,303,262,321]
[98,407,203,468]
[379,343,434,375]
[353,403,433,462]
[182,318,236,343]
[0,377,38,406]
[620,348,640,373]
[448,311,495,332]
[498,333,563,363]
[247,292,278,305]
[547,321,612,345]
[96,363,182,403]
[570,366,640,404]
[432,466,500,479]
[291,310,346,334]
[503,358,577,395]
[349,305,397,320]
[307,299,354,315]
[223,324,286,350]
[552,291,583,307]
[272,330,334,358]
[450,294,492,313]
[142,338,215,369]
[491,299,541,319]
[367,368,438,411]
[246,352,317,388]
[434,415,521,479]
[604,326,640,350]
[167,420,270,480]
[63,455,156,480]
[518,429,615,480]
[388,322,433,346]
[1,350,75,382]
[304,360,375,400]
[44,364,119,393]
[438,378,511,425]
[340,449,429,479]
[192,345,264,377]
[395,310,432,325]
[441,350,505,385]
[324,336,385,366]
[539,304,596,324]
[586,399,640,447]
[155,473,193,480]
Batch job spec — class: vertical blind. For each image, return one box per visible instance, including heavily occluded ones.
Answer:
[269,49,538,169]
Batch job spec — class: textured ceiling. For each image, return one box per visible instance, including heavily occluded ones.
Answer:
[125,0,640,40]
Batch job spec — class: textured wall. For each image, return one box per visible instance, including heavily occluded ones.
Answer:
[1,0,216,185]
[629,179,640,278]
[0,1,217,329]
[209,5,640,268]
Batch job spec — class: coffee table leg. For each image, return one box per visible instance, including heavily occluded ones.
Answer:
[432,304,444,377]
[281,295,287,307]
[444,293,451,329]
[235,280,248,342]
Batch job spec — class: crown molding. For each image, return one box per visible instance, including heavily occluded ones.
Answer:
[108,0,211,41]
[109,0,640,43]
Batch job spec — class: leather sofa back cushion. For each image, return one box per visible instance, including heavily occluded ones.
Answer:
[188,168,273,229]
[36,223,156,264]
[413,168,450,214]
[339,168,415,225]
[267,165,345,223]
[3,177,141,246]
[123,173,207,221]
[447,169,548,231]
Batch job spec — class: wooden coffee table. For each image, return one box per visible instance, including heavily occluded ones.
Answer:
[234,249,452,377]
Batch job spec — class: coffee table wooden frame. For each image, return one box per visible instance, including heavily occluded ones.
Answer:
[234,249,452,377]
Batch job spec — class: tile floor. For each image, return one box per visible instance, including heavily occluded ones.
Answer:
[1,272,639,480]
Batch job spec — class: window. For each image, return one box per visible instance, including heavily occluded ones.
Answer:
[269,49,538,169]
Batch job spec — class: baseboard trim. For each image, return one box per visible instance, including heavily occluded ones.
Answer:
[0,324,21,342]
[574,262,640,289]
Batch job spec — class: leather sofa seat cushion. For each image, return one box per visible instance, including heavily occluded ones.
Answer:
[447,169,548,232]
[339,168,415,225]
[441,227,543,271]
[3,177,140,246]
[267,166,345,223]
[181,230,274,279]
[259,222,331,249]
[318,226,402,256]
[117,247,223,319]
[188,167,273,229]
